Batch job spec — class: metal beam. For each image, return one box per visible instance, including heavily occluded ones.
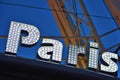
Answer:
[48,0,86,69]
[115,45,120,53]
[106,43,120,52]
[99,28,119,38]
[104,0,120,29]
[78,0,105,52]
[48,0,77,45]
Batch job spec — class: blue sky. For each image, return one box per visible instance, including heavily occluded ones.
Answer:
[0,0,120,78]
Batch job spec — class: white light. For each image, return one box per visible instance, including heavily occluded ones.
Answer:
[67,45,86,65]
[38,46,53,59]
[90,42,98,48]
[100,52,118,73]
[6,21,40,54]
[88,48,98,69]
[38,39,63,62]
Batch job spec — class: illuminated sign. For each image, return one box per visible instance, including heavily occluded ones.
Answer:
[3,21,119,76]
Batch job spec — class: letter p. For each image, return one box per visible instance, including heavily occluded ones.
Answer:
[6,21,40,54]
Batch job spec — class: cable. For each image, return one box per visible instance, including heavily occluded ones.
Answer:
[0,1,120,20]
[0,35,89,39]
[74,0,78,16]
